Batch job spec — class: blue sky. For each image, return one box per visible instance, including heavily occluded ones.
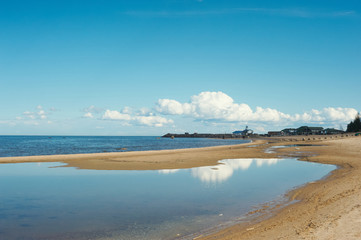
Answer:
[1,0,360,135]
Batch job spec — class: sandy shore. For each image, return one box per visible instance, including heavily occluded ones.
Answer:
[1,135,361,239]
[201,136,361,240]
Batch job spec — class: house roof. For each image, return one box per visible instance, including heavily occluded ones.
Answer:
[324,128,343,132]
[232,131,243,134]
[308,127,324,130]
[282,128,296,131]
[297,126,323,131]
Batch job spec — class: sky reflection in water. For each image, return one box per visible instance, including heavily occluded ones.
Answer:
[0,158,335,240]
[159,158,283,183]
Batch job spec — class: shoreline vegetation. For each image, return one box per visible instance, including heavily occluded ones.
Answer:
[1,135,361,239]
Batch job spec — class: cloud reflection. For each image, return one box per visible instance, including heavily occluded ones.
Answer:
[255,158,281,167]
[158,169,180,174]
[157,158,283,183]
[192,158,282,183]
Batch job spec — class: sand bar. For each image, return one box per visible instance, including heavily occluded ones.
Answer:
[1,136,361,239]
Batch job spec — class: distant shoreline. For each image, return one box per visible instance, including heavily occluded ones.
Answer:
[162,132,250,139]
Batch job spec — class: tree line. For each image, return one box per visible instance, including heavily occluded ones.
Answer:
[346,113,361,132]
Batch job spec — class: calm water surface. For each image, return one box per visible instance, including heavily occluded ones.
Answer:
[0,158,335,240]
[0,136,249,157]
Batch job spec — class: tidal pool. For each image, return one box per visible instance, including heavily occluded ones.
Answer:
[0,158,335,240]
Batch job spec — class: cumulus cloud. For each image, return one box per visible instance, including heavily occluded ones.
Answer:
[102,109,173,127]
[103,110,132,121]
[21,106,47,120]
[156,91,287,122]
[136,115,173,127]
[290,107,358,123]
[155,91,358,125]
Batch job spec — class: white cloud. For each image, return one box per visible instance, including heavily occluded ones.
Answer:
[290,107,358,123]
[102,109,173,127]
[156,91,290,122]
[83,112,94,118]
[21,106,47,120]
[138,107,153,116]
[156,99,187,115]
[103,110,132,121]
[155,91,358,125]
[135,115,173,127]
[323,107,357,121]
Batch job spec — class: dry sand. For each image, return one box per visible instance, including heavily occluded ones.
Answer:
[1,135,361,239]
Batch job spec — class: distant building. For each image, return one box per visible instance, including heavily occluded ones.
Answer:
[268,131,283,137]
[267,126,344,137]
[321,128,344,135]
[297,126,324,135]
[232,131,243,135]
[233,126,254,136]
[282,128,297,136]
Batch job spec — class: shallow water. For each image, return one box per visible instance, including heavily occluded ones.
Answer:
[264,144,324,154]
[0,159,335,240]
[0,136,249,157]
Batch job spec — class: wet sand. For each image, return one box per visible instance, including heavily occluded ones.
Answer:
[1,135,361,239]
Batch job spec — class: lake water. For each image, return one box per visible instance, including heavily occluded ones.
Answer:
[0,136,249,157]
[0,158,336,240]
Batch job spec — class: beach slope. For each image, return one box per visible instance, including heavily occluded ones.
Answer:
[200,137,361,240]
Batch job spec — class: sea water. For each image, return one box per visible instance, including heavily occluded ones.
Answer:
[0,158,336,240]
[0,136,249,157]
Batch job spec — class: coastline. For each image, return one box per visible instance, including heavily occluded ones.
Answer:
[200,136,361,240]
[0,140,261,170]
[1,136,360,239]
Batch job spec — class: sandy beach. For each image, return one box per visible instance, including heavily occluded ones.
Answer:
[1,135,361,239]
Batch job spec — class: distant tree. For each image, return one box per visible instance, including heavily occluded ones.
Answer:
[346,113,361,132]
